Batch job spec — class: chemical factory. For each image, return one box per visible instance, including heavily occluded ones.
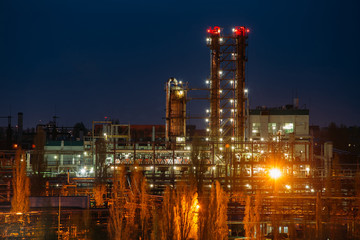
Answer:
[0,26,359,238]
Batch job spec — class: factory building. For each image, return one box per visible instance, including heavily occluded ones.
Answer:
[247,105,310,140]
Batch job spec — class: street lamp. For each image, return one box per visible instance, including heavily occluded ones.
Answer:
[269,168,282,180]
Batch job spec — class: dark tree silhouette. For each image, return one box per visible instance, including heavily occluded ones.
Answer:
[11,147,30,213]
[72,122,88,139]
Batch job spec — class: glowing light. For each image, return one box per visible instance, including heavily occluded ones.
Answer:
[205,118,209,122]
[207,26,221,35]
[231,137,235,141]
[206,80,209,84]
[150,184,154,188]
[231,146,235,150]
[311,189,315,193]
[219,147,223,151]
[206,109,210,113]
[244,89,248,93]
[212,166,216,170]
[206,128,209,132]
[196,204,200,210]
[305,185,309,189]
[80,168,86,175]
[219,138,223,141]
[206,138,209,141]
[219,70,223,75]
[179,81,183,84]
[230,118,234,122]
[285,185,291,190]
[261,138,264,141]
[230,99,234,103]
[269,168,282,179]
[219,128,223,132]
[219,90,223,93]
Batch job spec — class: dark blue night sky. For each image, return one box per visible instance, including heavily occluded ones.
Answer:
[1,0,359,129]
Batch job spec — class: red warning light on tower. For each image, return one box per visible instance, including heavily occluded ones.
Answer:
[207,26,221,35]
[233,26,249,36]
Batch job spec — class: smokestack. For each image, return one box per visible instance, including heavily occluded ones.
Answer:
[152,126,155,142]
[18,112,23,144]
[293,98,299,109]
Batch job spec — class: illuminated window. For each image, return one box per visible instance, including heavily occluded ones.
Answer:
[268,123,277,134]
[252,123,260,137]
[283,123,294,133]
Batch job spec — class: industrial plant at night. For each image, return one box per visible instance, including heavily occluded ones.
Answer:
[1,26,359,240]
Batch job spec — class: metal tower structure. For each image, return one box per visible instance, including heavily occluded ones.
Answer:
[206,26,249,147]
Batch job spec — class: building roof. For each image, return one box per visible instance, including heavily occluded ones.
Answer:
[250,108,309,116]
[46,140,84,146]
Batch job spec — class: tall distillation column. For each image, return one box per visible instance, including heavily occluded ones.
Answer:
[234,26,249,142]
[165,78,187,143]
[207,27,221,142]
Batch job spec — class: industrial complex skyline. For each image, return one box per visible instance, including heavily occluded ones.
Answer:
[1,0,360,128]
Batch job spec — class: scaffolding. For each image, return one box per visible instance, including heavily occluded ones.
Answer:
[206,26,249,145]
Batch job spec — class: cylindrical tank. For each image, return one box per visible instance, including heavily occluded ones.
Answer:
[165,78,186,142]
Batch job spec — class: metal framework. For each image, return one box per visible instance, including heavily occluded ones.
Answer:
[206,26,249,145]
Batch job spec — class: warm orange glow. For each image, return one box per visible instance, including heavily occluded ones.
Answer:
[269,168,282,179]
